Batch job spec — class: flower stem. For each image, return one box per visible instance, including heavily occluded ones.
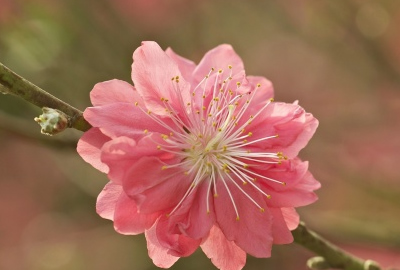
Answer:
[293,222,381,270]
[0,62,91,132]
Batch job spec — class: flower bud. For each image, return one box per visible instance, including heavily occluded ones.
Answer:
[34,107,69,135]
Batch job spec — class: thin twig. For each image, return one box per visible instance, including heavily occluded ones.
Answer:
[0,62,91,132]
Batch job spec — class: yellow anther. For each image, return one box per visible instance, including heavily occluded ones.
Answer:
[243,164,249,169]
[208,113,212,117]
[266,194,272,199]
[223,80,227,84]
[161,134,169,140]
[157,145,161,150]
[196,110,200,114]
[250,115,254,119]
[248,132,253,137]
[161,166,168,170]
[236,82,241,86]
[229,76,232,80]
[212,122,217,127]
[234,101,239,106]
[147,110,152,115]
[206,162,212,166]
[175,76,179,80]
[166,213,170,217]
[236,216,240,221]
[253,177,257,181]
[232,115,237,120]
[164,98,169,102]
[224,169,230,173]
[218,69,223,73]
[198,134,203,138]
[247,121,252,125]
[269,98,274,102]
[242,181,247,185]
[214,193,219,198]
[144,129,148,134]
[160,97,165,101]
[192,92,195,96]
[223,146,227,151]
[218,128,222,132]
[187,102,191,106]
[184,171,189,175]
[202,95,206,99]
[134,102,139,106]
[243,139,247,143]
[228,65,232,69]
[211,67,215,71]
[202,106,206,110]
[257,83,261,87]
[205,75,209,78]
[213,97,219,101]
[282,182,287,186]
[246,100,250,104]
[171,77,175,81]
[260,208,265,213]
[241,128,245,133]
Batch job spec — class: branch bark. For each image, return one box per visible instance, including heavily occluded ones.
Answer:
[0,62,91,132]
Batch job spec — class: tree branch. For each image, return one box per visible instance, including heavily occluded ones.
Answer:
[0,62,91,132]
[293,222,381,270]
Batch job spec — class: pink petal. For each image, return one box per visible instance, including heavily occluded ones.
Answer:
[214,180,273,257]
[96,182,122,220]
[261,160,320,208]
[90,79,138,106]
[201,225,246,270]
[192,44,245,85]
[167,181,215,239]
[269,207,293,244]
[84,103,172,140]
[145,222,180,268]
[131,41,191,116]
[155,216,202,257]
[77,127,110,173]
[281,207,300,230]
[242,102,319,159]
[246,75,274,100]
[101,135,177,185]
[113,191,159,235]
[165,47,196,83]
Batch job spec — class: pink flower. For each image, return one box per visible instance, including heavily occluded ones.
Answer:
[78,41,320,270]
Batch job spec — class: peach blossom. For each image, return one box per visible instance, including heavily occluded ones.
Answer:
[78,41,320,270]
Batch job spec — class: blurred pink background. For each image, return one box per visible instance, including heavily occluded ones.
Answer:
[1,0,400,269]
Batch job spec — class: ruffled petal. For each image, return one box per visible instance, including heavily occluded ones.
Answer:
[101,135,177,185]
[269,207,294,244]
[240,102,318,159]
[90,79,138,106]
[84,103,172,140]
[77,127,110,173]
[214,180,273,257]
[96,182,122,220]
[113,191,159,235]
[155,216,201,257]
[201,225,246,270]
[165,48,196,83]
[132,41,191,116]
[260,160,320,208]
[167,181,215,239]
[145,223,180,268]
[192,44,245,85]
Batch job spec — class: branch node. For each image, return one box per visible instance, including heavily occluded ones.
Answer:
[364,260,381,270]
[307,256,330,270]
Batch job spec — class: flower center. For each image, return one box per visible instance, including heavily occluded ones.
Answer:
[137,66,287,219]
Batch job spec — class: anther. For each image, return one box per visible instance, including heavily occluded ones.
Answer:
[260,208,265,213]
[228,65,232,69]
[144,129,148,134]
[134,102,139,106]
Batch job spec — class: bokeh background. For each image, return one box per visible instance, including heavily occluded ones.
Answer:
[1,0,400,269]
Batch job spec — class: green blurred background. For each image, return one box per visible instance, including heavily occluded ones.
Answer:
[1,0,400,269]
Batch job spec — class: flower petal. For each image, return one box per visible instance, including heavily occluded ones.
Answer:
[96,182,122,220]
[192,44,244,85]
[155,216,202,257]
[242,102,319,159]
[132,41,191,116]
[101,135,177,185]
[145,222,180,268]
[84,103,172,140]
[113,191,159,235]
[165,47,196,83]
[246,75,274,100]
[90,79,138,106]
[214,180,273,257]
[281,207,300,230]
[167,181,215,239]
[269,207,294,244]
[201,225,246,270]
[77,127,110,173]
